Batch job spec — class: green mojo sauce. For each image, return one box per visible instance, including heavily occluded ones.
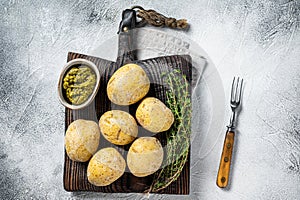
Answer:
[63,65,96,105]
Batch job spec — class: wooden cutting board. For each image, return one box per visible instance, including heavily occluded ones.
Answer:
[63,51,192,194]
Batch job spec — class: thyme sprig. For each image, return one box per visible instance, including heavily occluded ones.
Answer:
[147,69,191,193]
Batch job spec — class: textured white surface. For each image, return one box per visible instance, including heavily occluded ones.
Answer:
[0,0,299,199]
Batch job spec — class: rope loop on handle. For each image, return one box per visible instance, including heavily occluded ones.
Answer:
[131,6,188,29]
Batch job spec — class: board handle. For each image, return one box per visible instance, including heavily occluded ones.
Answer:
[216,131,235,188]
[116,9,137,67]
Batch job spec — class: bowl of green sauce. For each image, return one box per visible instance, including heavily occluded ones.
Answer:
[58,58,100,110]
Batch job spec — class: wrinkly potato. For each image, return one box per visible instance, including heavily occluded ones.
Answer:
[136,97,174,133]
[99,110,138,145]
[127,137,163,177]
[65,119,100,162]
[107,63,150,105]
[87,147,126,186]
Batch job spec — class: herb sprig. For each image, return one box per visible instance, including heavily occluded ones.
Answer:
[147,69,191,193]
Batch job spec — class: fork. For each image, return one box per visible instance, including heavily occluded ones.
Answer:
[217,77,243,188]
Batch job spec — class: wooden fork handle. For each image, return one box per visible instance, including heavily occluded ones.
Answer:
[216,130,235,188]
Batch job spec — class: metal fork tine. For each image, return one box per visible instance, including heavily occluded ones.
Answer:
[237,78,243,103]
[235,77,240,102]
[231,77,236,102]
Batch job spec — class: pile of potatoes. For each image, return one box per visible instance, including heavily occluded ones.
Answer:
[64,63,174,186]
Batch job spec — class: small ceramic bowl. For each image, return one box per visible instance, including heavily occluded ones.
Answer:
[58,58,100,110]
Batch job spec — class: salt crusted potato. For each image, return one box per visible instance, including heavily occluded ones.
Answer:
[65,119,100,162]
[107,63,150,105]
[87,147,126,186]
[127,137,163,177]
[99,110,138,145]
[136,97,174,133]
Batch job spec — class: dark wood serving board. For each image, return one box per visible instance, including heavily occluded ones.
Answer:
[63,50,192,194]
